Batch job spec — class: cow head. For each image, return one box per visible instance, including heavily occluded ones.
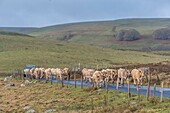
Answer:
[139,70,145,79]
[125,69,131,79]
[63,68,69,75]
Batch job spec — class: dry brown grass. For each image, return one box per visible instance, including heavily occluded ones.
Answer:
[0,78,170,113]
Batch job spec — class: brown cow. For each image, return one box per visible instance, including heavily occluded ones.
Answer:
[131,69,145,86]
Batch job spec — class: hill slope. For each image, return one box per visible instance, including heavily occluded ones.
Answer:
[0,32,170,73]
[28,18,170,50]
[0,27,38,34]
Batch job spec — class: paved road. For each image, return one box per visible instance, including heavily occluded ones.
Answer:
[52,80,170,98]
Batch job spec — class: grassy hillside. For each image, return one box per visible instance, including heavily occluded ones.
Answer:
[28,18,170,50]
[0,32,170,73]
[0,30,32,37]
[0,27,38,34]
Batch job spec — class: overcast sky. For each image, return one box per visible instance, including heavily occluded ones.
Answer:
[0,0,170,27]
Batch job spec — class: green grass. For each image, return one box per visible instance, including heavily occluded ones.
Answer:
[0,34,170,73]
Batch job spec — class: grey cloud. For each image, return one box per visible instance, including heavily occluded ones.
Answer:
[0,0,170,27]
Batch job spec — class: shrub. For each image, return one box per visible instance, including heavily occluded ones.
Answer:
[115,29,140,41]
[152,28,170,40]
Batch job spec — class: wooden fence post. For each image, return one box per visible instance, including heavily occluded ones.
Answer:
[61,76,64,87]
[19,70,21,80]
[67,75,69,88]
[104,95,107,106]
[154,83,156,97]
[127,78,131,98]
[74,67,76,88]
[91,98,94,112]
[146,67,151,101]
[21,70,24,80]
[78,63,80,70]
[106,80,108,94]
[81,74,83,89]
[116,78,119,96]
[137,84,140,103]
[160,82,164,102]
[50,75,53,85]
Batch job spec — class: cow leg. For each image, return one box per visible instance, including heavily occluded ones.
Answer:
[121,78,124,85]
[99,81,102,88]
[137,78,140,85]
[84,76,87,82]
[140,79,143,86]
[45,75,49,83]
[117,78,120,85]
[30,75,33,80]
[112,76,114,84]
[134,79,136,86]
[103,79,106,87]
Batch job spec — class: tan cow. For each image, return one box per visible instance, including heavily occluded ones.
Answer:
[91,71,105,88]
[30,68,36,79]
[34,68,41,79]
[82,68,95,83]
[55,68,63,81]
[62,67,69,80]
[131,69,145,86]
[44,68,52,82]
[106,69,118,83]
[117,68,131,85]
[24,69,30,78]
[39,68,45,79]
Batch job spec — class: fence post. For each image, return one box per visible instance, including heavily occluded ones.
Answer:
[61,76,64,87]
[19,70,21,80]
[106,80,108,94]
[81,74,83,89]
[154,83,156,97]
[146,67,150,101]
[160,82,164,102]
[67,75,69,88]
[74,67,76,88]
[78,63,80,70]
[21,70,24,80]
[127,77,131,98]
[116,78,119,96]
[137,84,140,103]
[91,98,94,112]
[51,75,53,85]
[104,95,107,106]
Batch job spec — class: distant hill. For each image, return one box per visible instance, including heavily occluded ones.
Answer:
[28,18,170,50]
[1,18,170,50]
[0,32,170,73]
[0,30,33,37]
[0,27,38,34]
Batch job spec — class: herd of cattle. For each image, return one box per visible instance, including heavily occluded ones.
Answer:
[24,67,145,88]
